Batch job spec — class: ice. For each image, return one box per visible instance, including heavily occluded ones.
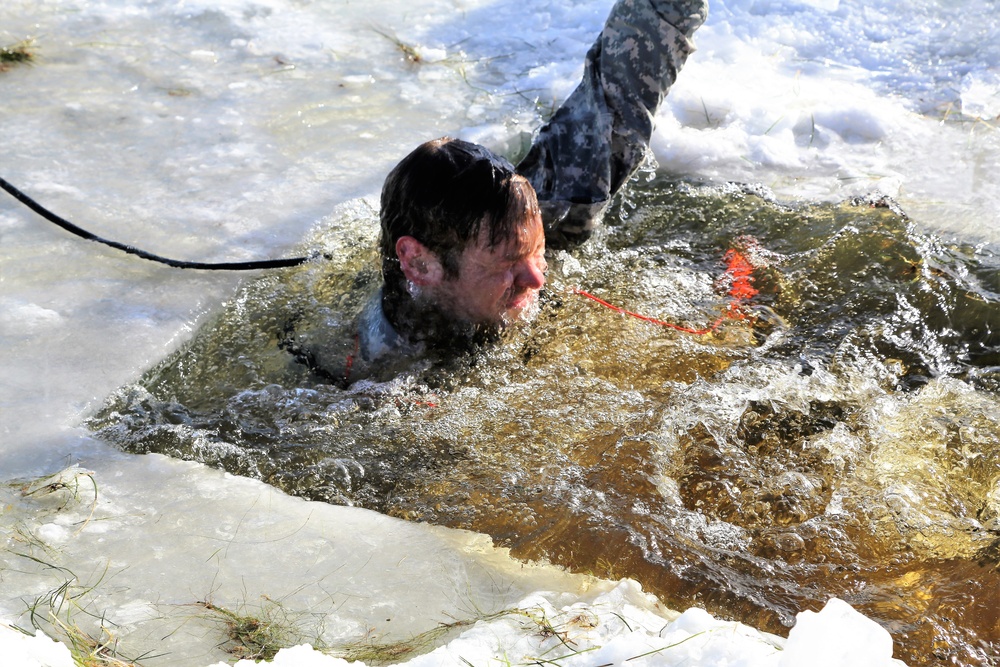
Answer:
[654,0,1000,238]
[3,458,905,667]
[0,299,63,332]
[194,592,903,666]
[2,457,658,665]
[3,0,997,663]
[961,69,1000,119]
[0,623,74,667]
[780,599,906,667]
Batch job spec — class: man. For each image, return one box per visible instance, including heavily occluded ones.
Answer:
[280,138,545,383]
[293,0,707,376]
[518,0,708,248]
[367,0,708,347]
[361,137,547,362]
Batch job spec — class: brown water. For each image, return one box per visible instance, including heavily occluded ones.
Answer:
[91,180,1000,666]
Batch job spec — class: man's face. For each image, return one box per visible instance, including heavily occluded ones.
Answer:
[435,212,547,327]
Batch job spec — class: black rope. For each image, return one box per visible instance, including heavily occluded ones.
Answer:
[0,176,317,270]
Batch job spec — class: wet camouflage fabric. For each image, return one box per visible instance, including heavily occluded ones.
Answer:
[517,0,708,248]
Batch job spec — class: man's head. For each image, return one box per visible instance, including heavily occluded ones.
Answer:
[379,138,546,336]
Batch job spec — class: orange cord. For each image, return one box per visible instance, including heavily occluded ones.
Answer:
[572,288,729,335]
[573,244,761,336]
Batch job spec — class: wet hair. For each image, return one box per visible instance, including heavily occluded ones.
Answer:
[379,138,539,293]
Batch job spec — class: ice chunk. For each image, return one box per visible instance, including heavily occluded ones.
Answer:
[780,598,906,667]
[0,623,74,667]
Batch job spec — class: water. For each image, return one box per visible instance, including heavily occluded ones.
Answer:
[85,181,1000,665]
[2,0,998,665]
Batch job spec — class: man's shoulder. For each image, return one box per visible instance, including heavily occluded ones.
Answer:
[358,288,420,363]
[358,289,396,362]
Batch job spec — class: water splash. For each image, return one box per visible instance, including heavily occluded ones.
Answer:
[89,180,1000,665]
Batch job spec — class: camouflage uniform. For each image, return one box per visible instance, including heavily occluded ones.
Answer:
[517,0,709,248]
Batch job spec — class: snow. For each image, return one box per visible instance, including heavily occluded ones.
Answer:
[205,589,904,667]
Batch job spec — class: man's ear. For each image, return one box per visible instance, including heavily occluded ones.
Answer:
[396,236,445,286]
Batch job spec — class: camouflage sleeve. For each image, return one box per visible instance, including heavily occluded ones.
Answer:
[517,0,708,248]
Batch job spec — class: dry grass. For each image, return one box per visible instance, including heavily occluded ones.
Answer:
[196,596,308,661]
[1,39,35,71]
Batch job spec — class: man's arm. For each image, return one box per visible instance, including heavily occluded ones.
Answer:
[517,0,709,248]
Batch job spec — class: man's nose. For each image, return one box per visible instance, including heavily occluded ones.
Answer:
[515,257,546,289]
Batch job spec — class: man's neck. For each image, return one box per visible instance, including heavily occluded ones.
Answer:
[381,287,500,353]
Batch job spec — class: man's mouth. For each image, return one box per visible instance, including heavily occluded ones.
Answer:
[505,289,539,317]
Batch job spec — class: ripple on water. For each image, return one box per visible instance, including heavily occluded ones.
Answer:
[89,179,1000,666]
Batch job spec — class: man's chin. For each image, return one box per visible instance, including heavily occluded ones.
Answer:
[501,293,540,324]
